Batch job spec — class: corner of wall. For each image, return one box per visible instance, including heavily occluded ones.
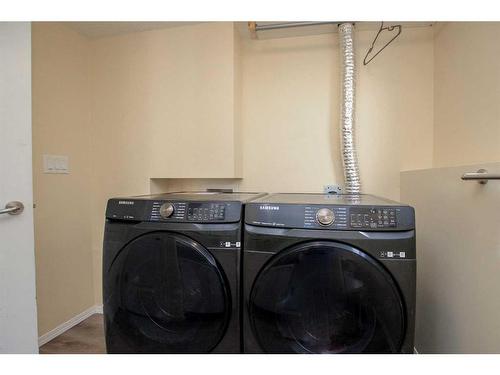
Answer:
[233,22,243,178]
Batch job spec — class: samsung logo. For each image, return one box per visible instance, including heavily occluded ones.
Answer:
[118,201,134,205]
[259,205,280,211]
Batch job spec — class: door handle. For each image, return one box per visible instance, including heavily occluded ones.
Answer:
[461,169,500,185]
[0,201,24,215]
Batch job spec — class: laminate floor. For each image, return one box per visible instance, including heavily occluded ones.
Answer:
[39,314,105,354]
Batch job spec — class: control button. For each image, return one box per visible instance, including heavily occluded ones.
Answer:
[316,208,335,226]
[159,203,175,218]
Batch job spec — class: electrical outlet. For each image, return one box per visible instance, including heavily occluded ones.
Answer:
[323,184,342,194]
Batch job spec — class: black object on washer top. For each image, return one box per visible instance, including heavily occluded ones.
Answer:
[106,191,265,223]
[245,193,415,231]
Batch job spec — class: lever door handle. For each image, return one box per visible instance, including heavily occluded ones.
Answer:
[461,169,500,184]
[0,201,24,215]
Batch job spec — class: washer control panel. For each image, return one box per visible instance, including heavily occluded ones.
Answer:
[152,202,227,222]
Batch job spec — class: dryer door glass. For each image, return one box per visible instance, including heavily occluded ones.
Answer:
[249,241,405,353]
[105,232,230,353]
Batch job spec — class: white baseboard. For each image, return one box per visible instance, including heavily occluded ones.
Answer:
[38,304,103,347]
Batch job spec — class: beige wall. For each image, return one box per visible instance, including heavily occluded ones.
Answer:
[32,23,94,336]
[434,22,500,167]
[154,26,435,198]
[237,27,434,198]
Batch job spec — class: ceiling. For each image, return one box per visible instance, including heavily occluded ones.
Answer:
[236,21,434,40]
[64,21,434,39]
[65,22,202,38]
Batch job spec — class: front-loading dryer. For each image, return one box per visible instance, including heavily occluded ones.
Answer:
[243,193,416,354]
[103,191,264,353]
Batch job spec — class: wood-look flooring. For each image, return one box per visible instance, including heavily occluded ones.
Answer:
[39,314,106,354]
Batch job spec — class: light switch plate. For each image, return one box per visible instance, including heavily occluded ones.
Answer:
[43,154,69,174]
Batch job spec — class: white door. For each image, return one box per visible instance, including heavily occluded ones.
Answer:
[0,22,38,353]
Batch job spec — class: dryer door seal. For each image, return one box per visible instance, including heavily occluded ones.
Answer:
[249,241,405,353]
[104,231,231,353]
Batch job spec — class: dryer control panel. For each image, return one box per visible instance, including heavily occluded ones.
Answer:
[245,204,414,231]
[106,199,242,223]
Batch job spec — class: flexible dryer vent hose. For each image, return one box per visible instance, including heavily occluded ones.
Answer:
[338,23,361,194]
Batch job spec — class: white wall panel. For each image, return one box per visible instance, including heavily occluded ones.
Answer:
[401,162,500,353]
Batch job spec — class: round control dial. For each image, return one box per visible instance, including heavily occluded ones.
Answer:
[159,203,175,218]
[316,208,335,226]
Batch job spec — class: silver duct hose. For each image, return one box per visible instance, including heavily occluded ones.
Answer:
[338,23,361,194]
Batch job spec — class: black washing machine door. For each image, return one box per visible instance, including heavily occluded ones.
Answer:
[105,231,231,353]
[249,241,405,353]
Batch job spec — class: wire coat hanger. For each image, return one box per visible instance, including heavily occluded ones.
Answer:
[363,22,402,66]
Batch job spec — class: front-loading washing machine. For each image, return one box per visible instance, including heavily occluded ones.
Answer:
[102,191,264,353]
[243,193,416,354]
